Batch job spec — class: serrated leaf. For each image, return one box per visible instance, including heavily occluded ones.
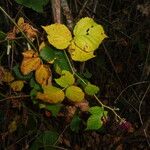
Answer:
[36,85,65,103]
[20,50,41,75]
[65,85,85,102]
[73,17,107,51]
[86,115,103,130]
[55,70,75,88]
[84,83,99,95]
[70,116,81,132]
[42,24,72,49]
[68,41,95,62]
[89,106,108,119]
[10,80,24,91]
[68,17,107,62]
[89,106,104,115]
[15,0,49,13]
[35,64,52,86]
[39,45,56,62]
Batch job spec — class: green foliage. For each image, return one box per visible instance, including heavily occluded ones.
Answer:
[54,50,71,73]
[86,115,103,130]
[14,0,49,13]
[89,106,105,115]
[40,46,56,62]
[55,70,75,88]
[13,64,33,80]
[86,106,108,130]
[65,85,85,102]
[84,83,99,96]
[70,116,81,132]
[0,31,6,40]
[29,131,59,150]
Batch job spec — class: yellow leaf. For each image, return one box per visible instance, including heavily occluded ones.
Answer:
[72,17,107,56]
[17,17,24,26]
[65,85,85,102]
[68,41,95,61]
[54,64,62,75]
[20,50,41,75]
[10,80,24,91]
[8,120,17,133]
[39,42,46,51]
[74,17,107,41]
[42,24,72,49]
[36,85,65,103]
[55,70,75,88]
[1,70,14,83]
[73,35,99,52]
[35,64,52,85]
[74,17,97,36]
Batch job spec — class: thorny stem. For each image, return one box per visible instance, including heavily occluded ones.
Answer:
[0,6,38,51]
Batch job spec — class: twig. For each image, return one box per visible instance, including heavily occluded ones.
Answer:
[114,81,150,103]
[61,0,74,30]
[0,95,30,102]
[51,0,61,23]
[138,84,150,147]
[0,6,38,51]
[103,43,123,88]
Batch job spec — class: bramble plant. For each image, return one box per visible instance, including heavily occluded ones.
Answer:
[0,7,123,131]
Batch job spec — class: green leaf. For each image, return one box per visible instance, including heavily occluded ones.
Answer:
[54,50,71,74]
[30,89,38,104]
[70,116,81,132]
[0,31,6,40]
[29,131,59,150]
[46,104,63,117]
[55,70,75,88]
[30,78,41,90]
[84,83,99,96]
[86,115,103,130]
[65,85,85,102]
[89,106,104,115]
[13,64,33,80]
[40,45,56,62]
[15,0,49,13]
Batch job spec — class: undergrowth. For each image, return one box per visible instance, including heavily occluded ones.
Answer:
[0,0,149,149]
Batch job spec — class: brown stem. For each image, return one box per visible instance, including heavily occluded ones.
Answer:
[51,0,61,23]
